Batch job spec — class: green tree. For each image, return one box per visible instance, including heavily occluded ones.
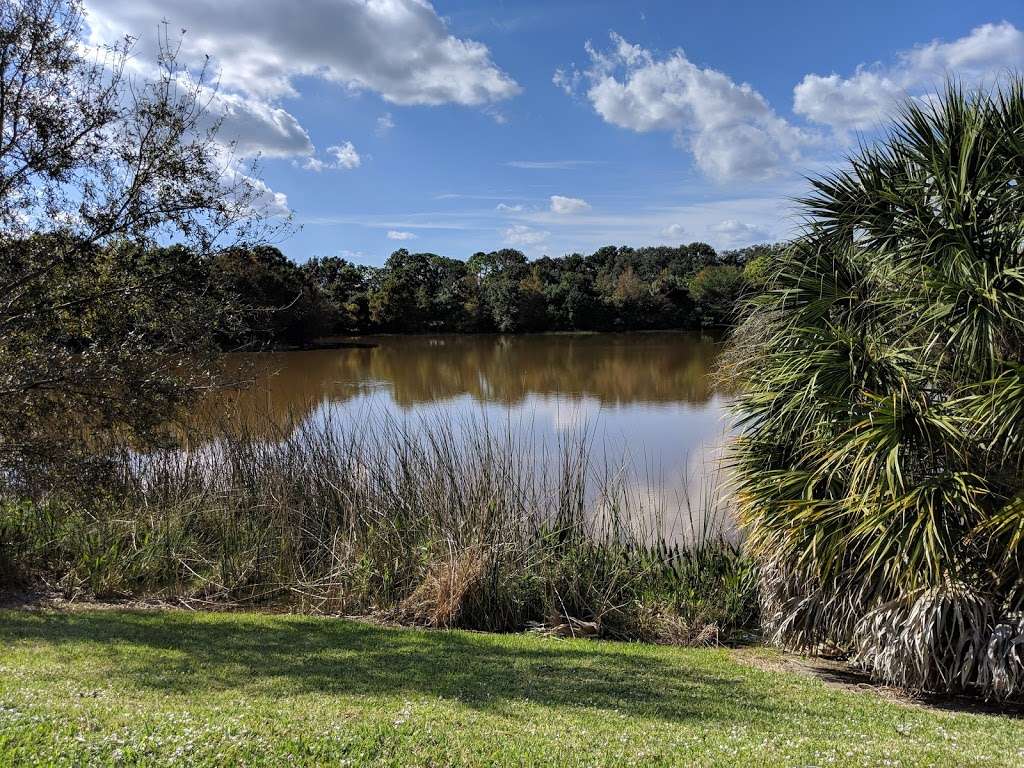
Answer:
[687,265,746,327]
[538,254,604,330]
[302,256,372,334]
[369,249,471,332]
[727,82,1024,699]
[0,0,272,484]
[467,249,531,332]
[609,265,658,328]
[215,246,321,347]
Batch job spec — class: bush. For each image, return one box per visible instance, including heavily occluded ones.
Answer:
[726,82,1024,698]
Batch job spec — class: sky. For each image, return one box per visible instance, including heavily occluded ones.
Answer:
[82,0,1024,265]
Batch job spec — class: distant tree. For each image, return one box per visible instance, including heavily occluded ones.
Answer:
[538,254,603,330]
[369,249,423,330]
[467,249,532,332]
[741,253,773,290]
[302,257,372,334]
[687,241,719,265]
[370,250,471,332]
[609,265,658,328]
[688,265,747,327]
[215,246,321,347]
[517,265,549,332]
[651,267,696,328]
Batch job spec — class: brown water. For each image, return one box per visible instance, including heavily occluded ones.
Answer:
[197,331,732,536]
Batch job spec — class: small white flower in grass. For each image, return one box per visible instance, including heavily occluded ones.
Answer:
[393,701,413,726]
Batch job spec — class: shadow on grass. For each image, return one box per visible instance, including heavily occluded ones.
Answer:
[2,610,846,728]
[802,659,1024,719]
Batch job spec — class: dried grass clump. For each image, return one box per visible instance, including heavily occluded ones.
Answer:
[398,544,487,628]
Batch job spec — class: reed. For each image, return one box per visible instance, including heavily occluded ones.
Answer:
[1,413,757,643]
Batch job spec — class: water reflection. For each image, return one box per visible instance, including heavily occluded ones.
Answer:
[190,332,732,540]
[198,332,722,434]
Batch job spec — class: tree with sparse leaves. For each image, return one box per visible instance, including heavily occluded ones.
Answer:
[0,0,276,486]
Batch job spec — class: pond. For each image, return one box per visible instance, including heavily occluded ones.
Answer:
[195,331,733,539]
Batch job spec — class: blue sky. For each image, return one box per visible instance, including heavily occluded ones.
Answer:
[84,1,1024,264]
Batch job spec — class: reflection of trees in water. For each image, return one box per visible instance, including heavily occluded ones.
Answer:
[191,332,722,439]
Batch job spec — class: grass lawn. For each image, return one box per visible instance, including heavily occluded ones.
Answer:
[0,609,1020,767]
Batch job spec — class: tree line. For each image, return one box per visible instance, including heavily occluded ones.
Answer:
[213,241,778,347]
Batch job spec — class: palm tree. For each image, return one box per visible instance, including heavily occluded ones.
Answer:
[726,81,1024,698]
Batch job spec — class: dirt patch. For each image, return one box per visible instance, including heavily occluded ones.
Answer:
[731,647,1024,718]
[0,588,185,613]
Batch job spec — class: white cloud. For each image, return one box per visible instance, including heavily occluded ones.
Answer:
[227,168,291,218]
[496,203,524,212]
[550,195,591,214]
[506,160,601,169]
[84,0,520,107]
[206,89,313,158]
[487,108,509,125]
[73,46,305,214]
[82,0,518,193]
[376,113,396,135]
[387,230,417,240]
[504,224,549,247]
[303,141,362,172]
[563,33,814,182]
[328,142,362,170]
[711,219,769,247]
[794,22,1024,133]
[199,140,292,217]
[552,66,582,96]
[661,223,686,239]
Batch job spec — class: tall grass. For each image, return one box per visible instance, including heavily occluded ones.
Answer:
[1,413,756,643]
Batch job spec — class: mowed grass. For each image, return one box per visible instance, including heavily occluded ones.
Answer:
[0,610,1020,767]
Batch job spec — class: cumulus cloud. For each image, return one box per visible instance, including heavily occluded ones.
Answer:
[661,223,686,239]
[711,219,769,247]
[84,0,520,106]
[794,22,1024,133]
[562,33,814,182]
[328,142,362,169]
[387,230,417,240]
[504,224,549,247]
[552,66,582,96]
[83,0,519,185]
[496,203,524,212]
[206,90,313,158]
[550,195,591,214]
[221,164,291,218]
[303,141,362,172]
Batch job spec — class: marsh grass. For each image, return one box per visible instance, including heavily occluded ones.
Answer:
[0,411,757,643]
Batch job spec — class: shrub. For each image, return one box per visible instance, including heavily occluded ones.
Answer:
[726,81,1024,698]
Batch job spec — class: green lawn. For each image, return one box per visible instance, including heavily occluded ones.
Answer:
[0,610,1020,767]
